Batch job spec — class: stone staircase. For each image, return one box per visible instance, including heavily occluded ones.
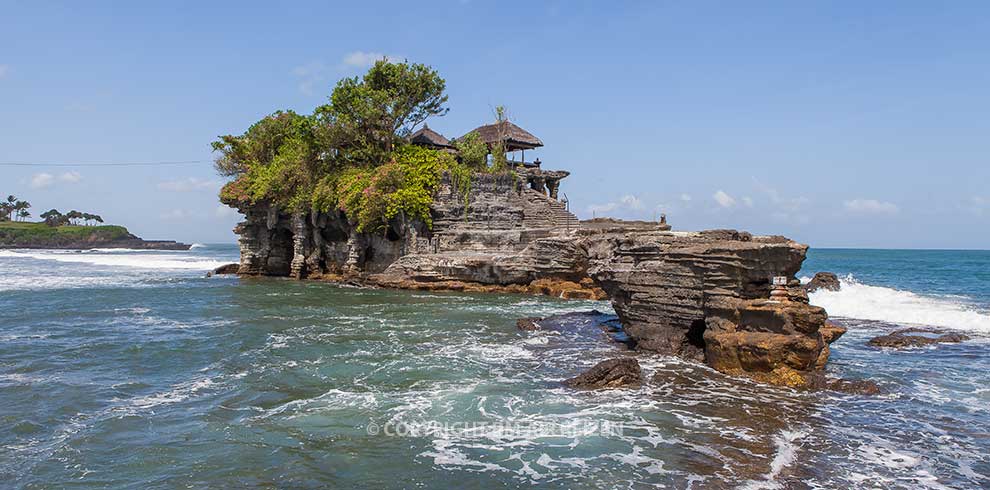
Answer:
[520,189,580,229]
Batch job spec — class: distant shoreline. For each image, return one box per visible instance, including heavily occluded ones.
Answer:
[0,221,191,250]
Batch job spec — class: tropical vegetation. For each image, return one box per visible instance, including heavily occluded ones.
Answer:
[215,60,507,234]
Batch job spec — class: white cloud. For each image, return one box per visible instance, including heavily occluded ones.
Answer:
[214,205,238,219]
[0,65,8,79]
[30,173,54,189]
[679,193,692,202]
[158,177,218,192]
[160,209,190,221]
[844,198,899,215]
[342,51,396,67]
[741,196,754,208]
[619,194,643,210]
[587,194,644,216]
[291,60,330,96]
[713,190,736,208]
[59,171,82,183]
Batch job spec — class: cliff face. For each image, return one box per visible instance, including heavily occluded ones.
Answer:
[584,229,838,386]
[226,173,839,387]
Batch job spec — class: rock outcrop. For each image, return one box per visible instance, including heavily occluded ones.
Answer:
[868,328,969,348]
[224,170,842,387]
[806,272,841,292]
[585,230,840,387]
[564,358,643,389]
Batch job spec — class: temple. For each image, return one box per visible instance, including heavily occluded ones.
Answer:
[413,119,572,203]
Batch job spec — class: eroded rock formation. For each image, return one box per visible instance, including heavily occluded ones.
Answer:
[224,170,841,387]
[584,229,840,387]
[564,358,643,389]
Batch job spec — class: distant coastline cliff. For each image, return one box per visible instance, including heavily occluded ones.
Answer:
[0,222,190,250]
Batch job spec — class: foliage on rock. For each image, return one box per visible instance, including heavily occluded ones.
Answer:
[214,60,503,233]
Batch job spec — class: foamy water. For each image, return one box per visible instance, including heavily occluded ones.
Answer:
[806,274,990,332]
[0,249,228,271]
[1,246,988,488]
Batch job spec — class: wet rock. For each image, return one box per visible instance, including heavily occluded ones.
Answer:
[868,328,969,348]
[819,322,847,344]
[586,230,841,387]
[805,374,881,395]
[212,263,240,275]
[806,272,841,292]
[516,317,542,331]
[564,358,642,389]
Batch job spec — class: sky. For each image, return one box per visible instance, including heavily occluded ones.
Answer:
[1,1,988,248]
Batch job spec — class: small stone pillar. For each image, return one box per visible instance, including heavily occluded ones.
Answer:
[547,179,560,200]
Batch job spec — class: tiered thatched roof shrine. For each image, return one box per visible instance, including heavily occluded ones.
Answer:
[411,119,570,202]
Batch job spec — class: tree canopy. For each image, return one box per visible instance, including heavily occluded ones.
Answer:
[215,60,499,234]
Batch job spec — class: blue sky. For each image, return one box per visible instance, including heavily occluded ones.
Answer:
[1,1,988,248]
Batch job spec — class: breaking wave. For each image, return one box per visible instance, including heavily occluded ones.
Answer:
[0,249,227,271]
[807,274,990,332]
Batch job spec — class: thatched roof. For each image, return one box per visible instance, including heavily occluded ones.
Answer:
[409,124,452,149]
[462,120,543,151]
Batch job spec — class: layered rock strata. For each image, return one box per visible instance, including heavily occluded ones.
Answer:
[224,171,840,386]
[584,230,841,387]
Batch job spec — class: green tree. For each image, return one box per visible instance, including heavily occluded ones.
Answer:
[452,132,488,170]
[66,210,82,225]
[40,209,64,227]
[13,200,30,222]
[2,195,17,221]
[315,59,448,164]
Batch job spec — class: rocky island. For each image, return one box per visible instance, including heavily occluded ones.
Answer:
[215,60,843,388]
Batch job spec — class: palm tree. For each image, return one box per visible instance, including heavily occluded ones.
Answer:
[2,195,15,221]
[13,200,30,222]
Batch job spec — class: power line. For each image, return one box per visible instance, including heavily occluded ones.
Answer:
[0,160,209,167]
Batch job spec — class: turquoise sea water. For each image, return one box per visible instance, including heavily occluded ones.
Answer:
[1,246,988,488]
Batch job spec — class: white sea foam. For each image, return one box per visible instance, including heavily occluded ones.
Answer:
[807,274,990,332]
[0,249,226,270]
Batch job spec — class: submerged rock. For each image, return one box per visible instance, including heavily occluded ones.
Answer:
[564,358,642,389]
[516,317,542,331]
[868,328,969,348]
[207,263,240,277]
[806,272,841,292]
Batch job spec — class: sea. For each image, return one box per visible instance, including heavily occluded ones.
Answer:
[0,245,987,489]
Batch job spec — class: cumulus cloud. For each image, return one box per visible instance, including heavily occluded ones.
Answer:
[30,173,54,189]
[713,190,736,208]
[0,64,8,79]
[292,52,401,95]
[844,198,899,215]
[29,171,83,189]
[342,51,396,67]
[158,177,218,192]
[291,60,330,96]
[587,194,644,216]
[59,171,82,183]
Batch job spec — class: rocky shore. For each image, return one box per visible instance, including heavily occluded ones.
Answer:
[221,171,843,388]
